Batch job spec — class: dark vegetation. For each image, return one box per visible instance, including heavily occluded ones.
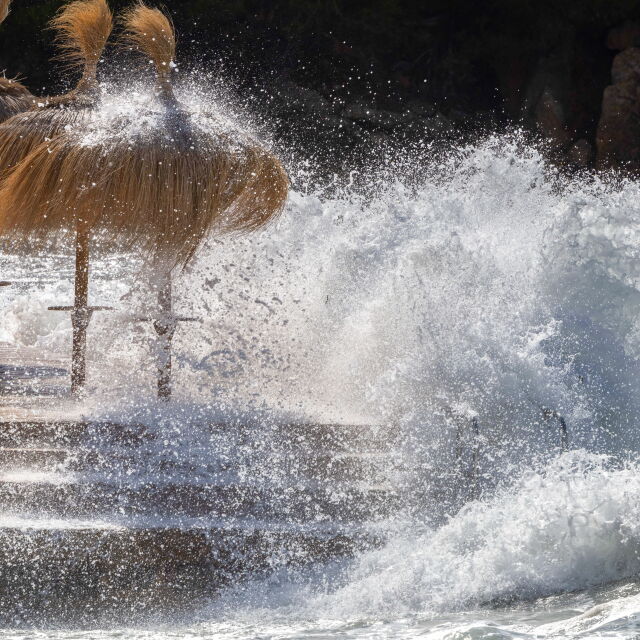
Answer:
[2,0,640,175]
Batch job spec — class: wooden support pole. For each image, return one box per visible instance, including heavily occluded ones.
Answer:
[48,223,113,396]
[71,222,90,395]
[155,272,174,401]
[135,272,197,401]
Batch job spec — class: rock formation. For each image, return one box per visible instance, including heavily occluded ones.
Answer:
[596,47,640,171]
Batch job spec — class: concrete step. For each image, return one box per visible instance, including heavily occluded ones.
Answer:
[0,446,403,484]
[0,447,69,469]
[286,452,402,482]
[0,521,379,625]
[0,364,68,381]
[0,343,71,398]
[0,364,69,397]
[218,422,400,453]
[0,412,399,623]
[0,420,398,452]
[0,421,152,448]
[0,479,398,523]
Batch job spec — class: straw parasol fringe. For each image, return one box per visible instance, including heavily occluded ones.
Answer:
[49,0,113,96]
[0,132,249,252]
[0,0,10,24]
[0,129,288,259]
[0,2,288,264]
[0,0,112,175]
[0,77,34,122]
[121,2,175,83]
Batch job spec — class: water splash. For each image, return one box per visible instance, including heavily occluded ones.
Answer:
[4,127,640,450]
[3,104,640,635]
[189,451,640,639]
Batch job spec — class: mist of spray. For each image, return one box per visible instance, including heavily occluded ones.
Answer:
[2,76,640,629]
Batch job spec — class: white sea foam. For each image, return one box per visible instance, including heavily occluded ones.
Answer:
[188,452,640,639]
[317,451,640,615]
[2,105,640,636]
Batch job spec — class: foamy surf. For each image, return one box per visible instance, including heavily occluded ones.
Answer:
[2,128,640,636]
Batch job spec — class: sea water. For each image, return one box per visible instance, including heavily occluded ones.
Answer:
[2,98,640,638]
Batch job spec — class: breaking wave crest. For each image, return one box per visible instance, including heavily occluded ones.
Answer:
[3,126,640,635]
[323,451,640,616]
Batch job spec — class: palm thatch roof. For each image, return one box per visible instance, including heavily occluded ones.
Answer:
[0,0,9,24]
[0,0,112,172]
[0,2,288,266]
[0,77,34,123]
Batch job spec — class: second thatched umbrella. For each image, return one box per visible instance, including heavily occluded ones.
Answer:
[0,0,113,394]
[0,0,112,178]
[0,2,289,398]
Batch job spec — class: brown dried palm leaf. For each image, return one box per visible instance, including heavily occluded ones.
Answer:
[0,77,34,123]
[0,3,288,265]
[0,0,112,174]
[0,0,11,25]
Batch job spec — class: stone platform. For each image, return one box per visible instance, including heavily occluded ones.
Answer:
[0,520,375,625]
[0,418,398,625]
[0,344,399,624]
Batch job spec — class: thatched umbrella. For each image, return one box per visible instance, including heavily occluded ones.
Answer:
[0,75,33,123]
[0,0,37,294]
[0,0,113,394]
[0,0,113,174]
[0,2,289,398]
[0,0,35,122]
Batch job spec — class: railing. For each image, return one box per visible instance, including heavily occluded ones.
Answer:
[447,403,570,500]
[542,408,569,451]
[444,406,481,499]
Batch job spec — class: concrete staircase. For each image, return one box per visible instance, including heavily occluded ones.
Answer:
[0,418,400,625]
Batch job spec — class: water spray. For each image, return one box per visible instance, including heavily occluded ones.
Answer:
[542,407,569,452]
[0,2,288,399]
